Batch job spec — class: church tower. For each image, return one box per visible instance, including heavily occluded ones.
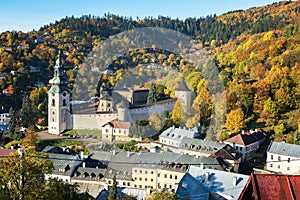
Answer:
[48,51,70,134]
[174,80,192,113]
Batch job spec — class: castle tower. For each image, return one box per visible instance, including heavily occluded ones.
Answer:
[174,80,192,113]
[48,51,70,134]
[117,101,129,121]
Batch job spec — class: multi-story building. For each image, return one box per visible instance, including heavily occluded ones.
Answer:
[266,141,300,175]
[224,130,266,161]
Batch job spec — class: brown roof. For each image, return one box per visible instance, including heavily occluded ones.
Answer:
[239,174,300,200]
[104,120,131,129]
[0,147,16,157]
[225,132,266,146]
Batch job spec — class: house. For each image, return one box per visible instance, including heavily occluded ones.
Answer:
[0,147,16,157]
[25,66,41,73]
[96,187,147,200]
[101,120,131,141]
[42,146,83,183]
[176,166,249,200]
[159,126,200,148]
[0,105,10,125]
[266,141,300,175]
[169,137,242,172]
[238,174,300,200]
[90,150,222,192]
[224,131,266,161]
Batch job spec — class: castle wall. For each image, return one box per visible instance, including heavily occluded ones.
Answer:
[128,100,175,122]
[70,113,118,130]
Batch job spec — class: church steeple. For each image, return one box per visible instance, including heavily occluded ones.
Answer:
[49,51,68,93]
[48,51,70,135]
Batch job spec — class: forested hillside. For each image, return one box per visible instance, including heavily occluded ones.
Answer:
[0,1,299,141]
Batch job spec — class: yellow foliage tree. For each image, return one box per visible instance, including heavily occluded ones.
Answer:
[225,108,245,135]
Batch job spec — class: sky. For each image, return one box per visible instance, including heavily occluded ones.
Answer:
[0,0,282,33]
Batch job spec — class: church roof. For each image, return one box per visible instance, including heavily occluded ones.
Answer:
[49,51,69,93]
[175,80,191,92]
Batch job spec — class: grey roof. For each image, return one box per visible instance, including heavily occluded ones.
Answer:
[90,150,223,177]
[175,80,191,92]
[176,173,210,200]
[179,137,227,154]
[42,146,75,155]
[96,188,146,200]
[47,153,79,176]
[73,166,106,181]
[267,141,300,158]
[160,127,199,142]
[188,166,249,200]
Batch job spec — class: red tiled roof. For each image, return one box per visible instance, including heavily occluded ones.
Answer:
[0,147,16,157]
[239,174,300,200]
[104,120,131,129]
[225,132,266,146]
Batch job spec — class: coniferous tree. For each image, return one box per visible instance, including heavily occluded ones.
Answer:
[108,175,117,200]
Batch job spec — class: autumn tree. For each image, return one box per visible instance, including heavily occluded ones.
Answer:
[146,190,179,200]
[171,99,183,127]
[225,108,245,135]
[149,112,163,131]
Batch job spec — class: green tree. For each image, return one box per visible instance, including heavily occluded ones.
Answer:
[225,108,245,135]
[20,96,38,128]
[108,175,117,200]
[147,83,159,104]
[146,190,179,200]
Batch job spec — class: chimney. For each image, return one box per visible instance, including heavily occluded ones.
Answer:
[113,150,116,155]
[127,151,130,157]
[205,172,209,181]
[82,161,86,168]
[200,163,204,170]
[233,176,237,187]
[104,183,109,190]
[242,130,245,135]
[80,151,84,160]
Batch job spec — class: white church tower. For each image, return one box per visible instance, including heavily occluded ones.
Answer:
[48,51,70,134]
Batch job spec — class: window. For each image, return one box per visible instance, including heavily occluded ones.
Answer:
[158,173,160,177]
[270,164,273,167]
[164,174,167,178]
[287,167,290,170]
[134,170,137,173]
[140,170,142,173]
[108,180,111,184]
[170,175,172,179]
[288,158,290,163]
[63,99,66,106]
[151,171,154,174]
[271,155,273,160]
[134,184,137,188]
[127,182,130,186]
[145,171,148,174]
[151,179,153,182]
[145,178,147,181]
[134,177,137,180]
[123,182,126,186]
[52,99,55,106]
[278,165,280,169]
[278,156,281,161]
[139,178,142,181]
[108,103,111,107]
[175,175,178,180]
[139,185,142,189]
[105,129,108,133]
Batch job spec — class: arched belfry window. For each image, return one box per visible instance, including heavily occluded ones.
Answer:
[52,99,55,106]
[63,99,66,106]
